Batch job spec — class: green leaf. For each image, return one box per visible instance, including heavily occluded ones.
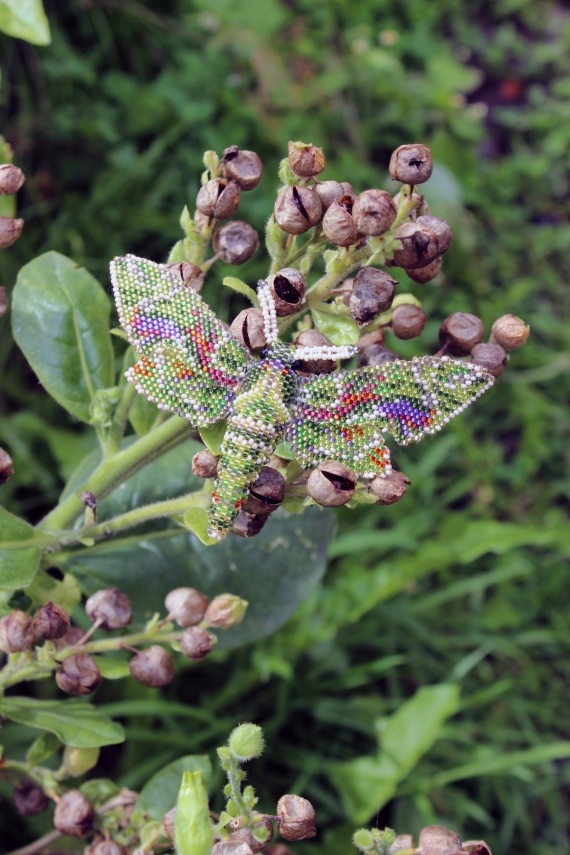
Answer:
[199,421,226,455]
[0,697,125,748]
[222,276,259,306]
[0,506,42,591]
[0,0,51,45]
[430,742,570,787]
[312,304,360,345]
[328,684,460,823]
[26,731,61,766]
[96,658,131,680]
[12,252,115,423]
[183,506,218,546]
[138,755,212,821]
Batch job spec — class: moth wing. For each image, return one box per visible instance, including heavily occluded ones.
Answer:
[111,255,253,426]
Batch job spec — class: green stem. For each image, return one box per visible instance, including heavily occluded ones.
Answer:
[105,381,137,456]
[226,756,252,818]
[36,416,191,535]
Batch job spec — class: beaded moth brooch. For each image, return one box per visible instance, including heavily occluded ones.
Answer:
[111,255,494,541]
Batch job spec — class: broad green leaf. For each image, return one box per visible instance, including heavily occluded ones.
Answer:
[26,731,61,766]
[183,506,218,545]
[0,697,125,748]
[328,684,460,823]
[0,0,51,45]
[96,658,131,679]
[312,305,360,345]
[199,421,226,455]
[12,252,115,423]
[138,755,212,821]
[0,506,42,590]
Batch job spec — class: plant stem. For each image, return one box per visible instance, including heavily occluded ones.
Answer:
[5,829,62,855]
[105,381,137,455]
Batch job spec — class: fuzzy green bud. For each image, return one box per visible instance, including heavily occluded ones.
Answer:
[174,770,214,855]
[63,745,100,777]
[205,595,248,629]
[353,829,376,851]
[228,723,264,761]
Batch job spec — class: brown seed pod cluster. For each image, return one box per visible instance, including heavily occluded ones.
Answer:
[0,162,25,249]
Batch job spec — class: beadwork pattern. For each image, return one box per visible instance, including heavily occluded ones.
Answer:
[111,255,495,541]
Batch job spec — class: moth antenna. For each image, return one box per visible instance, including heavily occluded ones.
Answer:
[257,279,279,344]
[295,344,358,361]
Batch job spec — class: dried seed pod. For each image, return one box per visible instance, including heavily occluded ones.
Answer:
[416,215,453,254]
[388,834,415,853]
[129,645,174,687]
[392,222,440,269]
[287,141,326,178]
[391,303,427,339]
[56,653,101,695]
[276,794,316,841]
[314,180,347,211]
[462,840,493,855]
[13,779,50,816]
[470,343,508,378]
[352,189,397,236]
[204,594,248,629]
[322,195,358,246]
[230,819,274,853]
[32,602,71,641]
[192,449,219,479]
[0,446,14,484]
[490,314,529,350]
[274,186,322,234]
[349,268,397,326]
[0,216,24,248]
[164,587,209,627]
[368,470,411,504]
[389,144,433,185]
[418,825,462,855]
[220,146,263,190]
[231,509,267,538]
[54,625,87,650]
[230,308,267,351]
[265,846,294,855]
[0,164,25,195]
[53,790,95,838]
[406,256,443,283]
[358,329,384,348]
[357,344,398,367]
[163,806,176,840]
[196,178,240,219]
[307,461,357,506]
[212,842,254,855]
[166,261,204,292]
[242,466,285,515]
[85,588,132,629]
[84,839,128,855]
[0,285,7,317]
[180,626,216,661]
[392,189,430,219]
[0,610,34,653]
[213,221,260,265]
[439,312,484,355]
[266,269,307,316]
[294,329,337,375]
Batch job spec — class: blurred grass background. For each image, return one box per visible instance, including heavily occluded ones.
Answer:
[1,0,569,852]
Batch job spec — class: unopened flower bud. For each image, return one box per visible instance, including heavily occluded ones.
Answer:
[192,449,219,479]
[196,178,240,219]
[0,164,25,195]
[231,509,267,538]
[357,344,399,367]
[166,261,204,292]
[32,602,70,641]
[0,610,34,653]
[391,303,426,339]
[229,722,264,760]
[352,189,397,236]
[230,308,267,351]
[242,466,285,515]
[204,594,248,629]
[165,587,209,627]
[369,470,411,504]
[406,256,443,283]
[179,626,216,661]
[84,840,128,855]
[277,795,316,841]
[220,146,263,190]
[129,645,174,687]
[470,343,508,377]
[294,329,337,374]
[418,825,462,855]
[274,186,322,234]
[63,745,100,777]
[53,790,94,838]
[213,221,259,265]
[85,588,132,629]
[322,196,358,246]
[307,461,357,507]
[230,821,274,853]
[490,314,529,350]
[287,141,326,178]
[416,215,453,254]
[80,491,98,511]
[439,313,484,355]
[392,222,440,269]
[314,180,350,211]
[266,269,306,316]
[0,216,24,248]
[349,268,396,326]
[13,779,50,816]
[54,625,87,650]
[56,653,101,695]
[389,144,433,184]
[0,446,14,484]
